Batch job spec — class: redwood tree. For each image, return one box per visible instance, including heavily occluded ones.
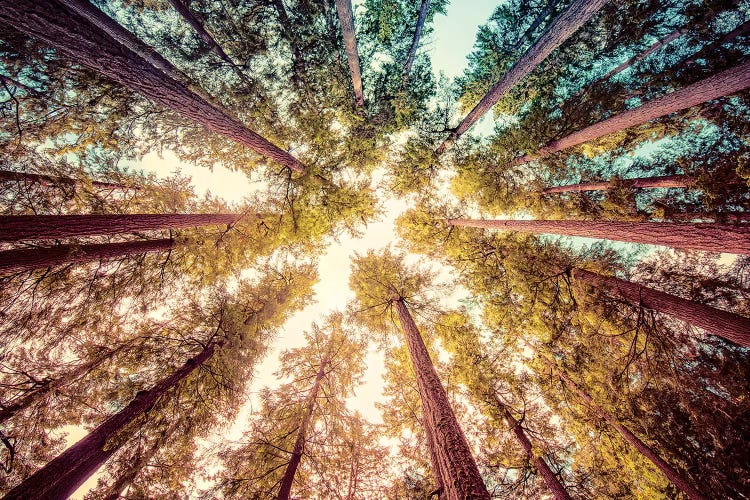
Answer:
[335,0,365,108]
[543,174,694,194]
[401,0,431,88]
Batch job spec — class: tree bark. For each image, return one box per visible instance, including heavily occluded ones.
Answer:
[661,211,750,223]
[446,218,750,255]
[0,238,176,275]
[435,0,608,153]
[335,0,365,108]
[3,343,219,500]
[511,0,563,51]
[535,351,706,500]
[682,19,750,69]
[0,0,305,173]
[0,169,138,190]
[0,213,239,242]
[543,174,694,194]
[510,60,750,166]
[100,434,165,500]
[277,348,332,499]
[571,267,750,348]
[392,297,489,500]
[401,0,431,88]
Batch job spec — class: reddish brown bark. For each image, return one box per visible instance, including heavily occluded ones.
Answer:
[446,218,750,255]
[511,0,563,51]
[511,60,750,165]
[277,348,332,499]
[0,169,137,190]
[572,267,750,348]
[0,0,305,173]
[0,213,239,242]
[543,174,694,194]
[662,212,750,223]
[436,0,607,153]
[0,238,176,275]
[3,343,218,500]
[682,20,750,69]
[392,297,489,500]
[335,0,365,108]
[535,352,706,500]
[401,0,431,88]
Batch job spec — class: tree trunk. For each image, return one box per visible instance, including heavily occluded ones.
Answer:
[0,238,176,275]
[0,74,44,97]
[0,213,239,242]
[543,174,694,194]
[3,343,219,500]
[435,0,607,153]
[446,218,750,255]
[100,435,164,500]
[571,267,750,347]
[510,60,750,166]
[535,351,706,500]
[682,19,750,69]
[401,0,431,88]
[0,169,138,191]
[392,297,489,500]
[511,0,563,51]
[662,211,750,223]
[497,400,570,500]
[277,349,331,499]
[335,0,365,108]
[0,0,305,173]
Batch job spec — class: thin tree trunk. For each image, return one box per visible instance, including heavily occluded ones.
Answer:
[100,434,165,500]
[435,0,607,154]
[446,218,750,255]
[662,211,750,223]
[543,174,694,194]
[401,0,431,88]
[0,169,138,190]
[534,350,706,500]
[277,348,332,500]
[0,74,44,97]
[0,238,176,275]
[0,213,239,242]
[270,0,306,88]
[682,19,750,69]
[3,343,219,500]
[511,0,563,51]
[571,267,750,347]
[391,297,489,500]
[510,60,750,166]
[0,0,305,173]
[335,0,365,108]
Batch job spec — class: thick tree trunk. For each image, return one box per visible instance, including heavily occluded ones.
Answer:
[0,0,305,173]
[498,401,570,500]
[0,238,176,275]
[571,267,750,347]
[436,0,607,153]
[401,0,431,88]
[511,60,750,165]
[0,169,137,190]
[511,0,563,51]
[3,343,218,500]
[0,213,239,242]
[335,0,365,108]
[392,297,489,500]
[543,174,693,194]
[277,350,331,499]
[536,353,706,500]
[446,218,750,255]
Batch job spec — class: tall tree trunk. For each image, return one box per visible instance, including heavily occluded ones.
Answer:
[510,60,750,166]
[335,0,365,108]
[682,19,750,69]
[534,351,706,500]
[435,0,607,154]
[277,347,332,500]
[446,218,750,255]
[0,169,138,191]
[543,174,694,194]
[100,433,165,500]
[0,0,306,173]
[571,267,750,347]
[0,238,176,275]
[0,213,239,242]
[391,297,489,500]
[511,0,563,51]
[401,0,431,88]
[3,343,219,500]
[661,211,750,223]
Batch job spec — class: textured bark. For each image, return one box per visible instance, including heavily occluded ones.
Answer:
[511,60,750,165]
[662,211,750,223]
[435,0,607,153]
[0,213,239,242]
[0,169,137,190]
[392,298,489,500]
[3,344,218,500]
[401,0,430,88]
[0,0,305,173]
[0,238,176,275]
[335,0,365,108]
[537,353,706,500]
[446,218,750,255]
[511,0,563,51]
[543,174,693,194]
[572,267,750,347]
[277,349,331,499]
